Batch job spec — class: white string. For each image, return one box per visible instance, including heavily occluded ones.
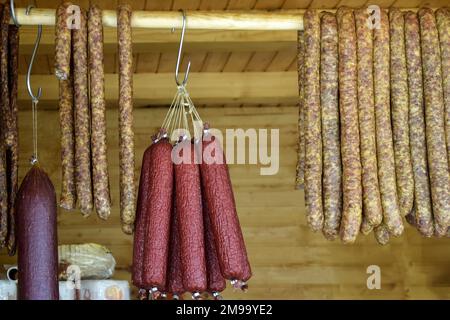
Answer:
[31,99,38,164]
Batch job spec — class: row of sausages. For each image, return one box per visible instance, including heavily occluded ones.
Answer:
[132,129,251,300]
[55,3,135,233]
[296,7,450,244]
[0,3,19,256]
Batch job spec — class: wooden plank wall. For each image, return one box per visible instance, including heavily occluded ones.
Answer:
[1,106,449,299]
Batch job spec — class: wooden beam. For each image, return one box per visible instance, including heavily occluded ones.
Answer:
[18,72,298,108]
[19,26,296,54]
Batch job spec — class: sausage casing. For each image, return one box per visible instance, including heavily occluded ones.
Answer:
[303,9,324,232]
[55,2,72,80]
[295,31,306,189]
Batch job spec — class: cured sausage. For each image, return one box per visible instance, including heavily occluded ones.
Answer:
[55,2,72,80]
[6,24,20,255]
[355,8,382,228]
[389,9,414,218]
[303,9,323,232]
[203,197,226,298]
[131,145,152,290]
[174,141,207,295]
[73,9,93,216]
[142,139,173,293]
[0,3,11,146]
[59,74,76,210]
[320,12,341,240]
[16,166,59,300]
[373,9,403,237]
[0,3,7,248]
[337,7,362,243]
[436,8,450,165]
[166,198,185,299]
[88,5,111,219]
[295,31,306,189]
[419,8,450,236]
[200,131,251,287]
[117,4,135,234]
[360,218,373,236]
[374,223,390,246]
[404,11,434,237]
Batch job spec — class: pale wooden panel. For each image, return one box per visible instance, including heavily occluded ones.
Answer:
[222,52,253,71]
[135,52,160,73]
[254,0,286,9]
[283,0,314,9]
[227,0,259,10]
[309,0,341,8]
[0,106,449,300]
[144,0,174,10]
[199,0,230,10]
[172,0,202,10]
[244,51,277,71]
[200,52,230,71]
[265,50,296,71]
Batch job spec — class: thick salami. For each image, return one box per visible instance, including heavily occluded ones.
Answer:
[373,9,404,237]
[320,12,341,240]
[374,223,390,246]
[203,197,226,297]
[73,9,93,216]
[167,201,185,299]
[337,8,362,243]
[6,25,20,255]
[436,8,450,166]
[200,132,251,286]
[175,141,207,294]
[419,8,450,236]
[142,139,173,292]
[295,31,306,189]
[303,9,323,232]
[389,9,414,218]
[404,11,434,237]
[88,5,111,219]
[117,4,135,234]
[355,8,382,228]
[131,145,152,290]
[16,166,59,300]
[55,2,72,80]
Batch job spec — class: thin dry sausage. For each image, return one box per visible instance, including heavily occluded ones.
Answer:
[373,9,404,237]
[355,8,382,228]
[73,9,93,216]
[88,5,111,219]
[0,3,11,147]
[117,4,135,233]
[374,223,390,246]
[320,12,341,240]
[404,11,434,237]
[55,2,72,80]
[295,31,306,189]
[389,9,414,218]
[303,9,323,232]
[337,7,362,243]
[419,8,450,236]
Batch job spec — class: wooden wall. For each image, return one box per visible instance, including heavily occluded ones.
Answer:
[1,106,449,299]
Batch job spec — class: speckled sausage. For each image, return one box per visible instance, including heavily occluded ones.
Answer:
[419,8,450,236]
[88,5,111,220]
[200,132,252,286]
[143,139,173,292]
[374,223,390,246]
[59,75,76,210]
[303,9,323,232]
[373,9,404,237]
[73,9,93,216]
[320,12,341,240]
[355,8,383,229]
[55,2,72,80]
[117,4,135,233]
[203,196,226,297]
[436,8,450,166]
[0,146,6,248]
[404,11,434,237]
[360,218,373,236]
[175,141,207,294]
[167,201,185,298]
[389,9,414,218]
[295,31,306,189]
[132,145,152,289]
[6,25,20,255]
[337,8,362,243]
[0,3,11,147]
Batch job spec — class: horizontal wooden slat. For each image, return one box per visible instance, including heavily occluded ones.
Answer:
[18,72,298,107]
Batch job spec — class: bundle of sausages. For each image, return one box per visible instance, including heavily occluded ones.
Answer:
[296,7,450,245]
[0,3,19,256]
[55,3,114,223]
[132,125,251,299]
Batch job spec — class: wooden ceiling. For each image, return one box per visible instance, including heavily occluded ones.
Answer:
[13,0,450,108]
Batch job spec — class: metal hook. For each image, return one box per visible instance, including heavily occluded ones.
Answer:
[10,0,20,27]
[175,10,190,87]
[26,5,42,103]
